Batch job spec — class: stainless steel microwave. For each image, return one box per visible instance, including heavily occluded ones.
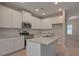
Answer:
[22,22,32,28]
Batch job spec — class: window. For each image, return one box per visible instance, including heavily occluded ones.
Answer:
[67,24,72,34]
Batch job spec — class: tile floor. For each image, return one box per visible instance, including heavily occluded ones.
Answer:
[9,39,79,56]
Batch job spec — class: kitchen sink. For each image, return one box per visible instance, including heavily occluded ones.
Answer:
[41,34,55,37]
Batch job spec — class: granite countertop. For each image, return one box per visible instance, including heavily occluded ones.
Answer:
[27,34,62,45]
[0,35,23,39]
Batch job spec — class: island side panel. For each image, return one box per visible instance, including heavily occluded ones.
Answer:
[26,41,41,56]
[41,40,57,56]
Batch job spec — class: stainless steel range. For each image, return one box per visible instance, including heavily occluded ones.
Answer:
[20,22,33,48]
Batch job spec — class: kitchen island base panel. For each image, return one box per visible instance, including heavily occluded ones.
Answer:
[27,40,57,56]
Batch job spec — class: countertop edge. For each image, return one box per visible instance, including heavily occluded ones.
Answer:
[27,35,62,45]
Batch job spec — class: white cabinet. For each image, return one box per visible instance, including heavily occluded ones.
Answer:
[22,11,41,29]
[39,16,63,29]
[21,11,63,29]
[0,37,24,56]
[40,19,52,29]
[6,37,24,53]
[0,39,11,55]
[13,37,24,51]
[0,5,12,28]
[58,16,64,23]
[51,16,64,24]
[22,10,31,22]
[30,16,41,29]
[11,10,22,28]
[0,5,63,28]
[0,5,22,28]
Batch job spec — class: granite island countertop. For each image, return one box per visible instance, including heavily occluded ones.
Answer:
[26,34,62,45]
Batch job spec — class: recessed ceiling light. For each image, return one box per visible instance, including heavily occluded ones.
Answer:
[42,13,46,15]
[58,9,62,11]
[54,2,58,5]
[35,9,39,12]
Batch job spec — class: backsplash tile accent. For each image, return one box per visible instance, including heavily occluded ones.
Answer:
[0,28,53,37]
[0,28,21,37]
[0,24,63,39]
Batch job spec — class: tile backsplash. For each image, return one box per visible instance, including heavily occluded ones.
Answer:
[0,28,20,37]
[0,24,63,38]
[0,28,53,37]
[28,29,53,37]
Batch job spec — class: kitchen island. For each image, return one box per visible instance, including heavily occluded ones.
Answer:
[26,35,61,56]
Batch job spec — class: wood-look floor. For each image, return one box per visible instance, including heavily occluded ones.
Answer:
[9,39,79,56]
[57,39,79,56]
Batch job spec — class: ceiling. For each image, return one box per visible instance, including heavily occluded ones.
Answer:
[1,2,79,18]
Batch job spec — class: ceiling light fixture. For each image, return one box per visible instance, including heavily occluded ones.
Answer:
[58,8,62,11]
[54,2,58,5]
[35,9,39,12]
[42,13,46,15]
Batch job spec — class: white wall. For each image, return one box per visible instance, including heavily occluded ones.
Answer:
[67,19,79,39]
[66,9,79,40]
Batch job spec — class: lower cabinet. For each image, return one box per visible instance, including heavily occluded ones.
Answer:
[0,37,24,56]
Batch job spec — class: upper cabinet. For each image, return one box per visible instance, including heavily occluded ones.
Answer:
[11,9,22,28]
[0,5,22,28]
[22,10,31,22]
[0,5,64,29]
[40,16,64,29]
[40,18,52,29]
[22,10,64,29]
[0,5,12,28]
[30,16,41,29]
[22,11,41,29]
[50,16,64,24]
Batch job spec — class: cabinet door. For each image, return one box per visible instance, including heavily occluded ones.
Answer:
[30,16,40,29]
[58,16,64,23]
[17,12,22,28]
[0,37,24,55]
[0,5,22,28]
[10,37,24,53]
[0,5,12,28]
[22,11,31,22]
[51,16,63,24]
[11,10,22,28]
[13,37,24,51]
[0,39,13,55]
[0,5,4,27]
[40,19,52,29]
